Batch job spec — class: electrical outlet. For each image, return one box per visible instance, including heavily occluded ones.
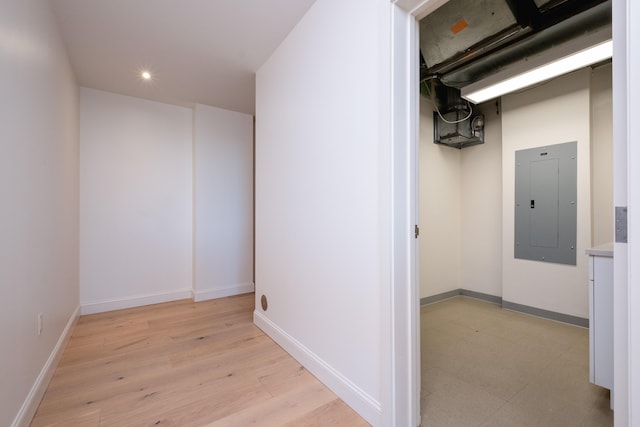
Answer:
[37,313,43,336]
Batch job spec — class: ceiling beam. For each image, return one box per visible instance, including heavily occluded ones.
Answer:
[504,0,542,29]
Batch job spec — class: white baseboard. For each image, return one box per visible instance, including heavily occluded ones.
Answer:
[192,282,254,302]
[253,311,381,426]
[80,288,192,315]
[12,305,80,427]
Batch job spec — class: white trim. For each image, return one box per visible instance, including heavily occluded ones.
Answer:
[624,0,640,423]
[389,4,421,426]
[80,288,192,315]
[11,305,80,427]
[612,0,631,424]
[393,0,450,19]
[192,282,254,302]
[253,311,381,426]
[388,1,447,426]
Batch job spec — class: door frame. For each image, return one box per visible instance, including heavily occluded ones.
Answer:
[387,1,448,426]
[612,0,638,424]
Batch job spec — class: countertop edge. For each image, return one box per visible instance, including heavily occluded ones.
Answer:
[586,243,614,257]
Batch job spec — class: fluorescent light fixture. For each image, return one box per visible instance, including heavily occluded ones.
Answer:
[462,32,612,104]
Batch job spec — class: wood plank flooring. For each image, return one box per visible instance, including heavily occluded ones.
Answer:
[31,293,369,427]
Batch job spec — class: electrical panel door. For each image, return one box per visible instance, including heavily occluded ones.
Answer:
[514,141,577,265]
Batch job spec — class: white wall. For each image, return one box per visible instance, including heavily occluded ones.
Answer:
[79,88,193,314]
[0,1,79,425]
[590,64,613,247]
[254,0,392,424]
[502,69,591,318]
[460,102,503,297]
[419,99,502,299]
[193,104,254,301]
[419,98,461,298]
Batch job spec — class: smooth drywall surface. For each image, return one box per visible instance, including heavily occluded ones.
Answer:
[419,97,462,298]
[80,88,192,313]
[193,104,254,301]
[502,69,591,318]
[255,0,391,423]
[0,1,79,425]
[590,64,613,247]
[460,102,503,297]
[419,100,502,300]
[621,0,640,419]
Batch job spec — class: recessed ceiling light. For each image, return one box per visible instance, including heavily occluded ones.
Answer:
[141,71,151,80]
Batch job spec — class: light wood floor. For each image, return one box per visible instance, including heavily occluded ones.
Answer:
[31,293,369,427]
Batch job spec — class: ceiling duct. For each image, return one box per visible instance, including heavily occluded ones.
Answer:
[419,0,610,149]
[419,0,611,90]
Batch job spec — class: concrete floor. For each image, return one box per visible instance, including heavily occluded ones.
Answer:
[420,296,613,426]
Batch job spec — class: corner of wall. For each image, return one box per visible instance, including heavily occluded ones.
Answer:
[419,98,463,298]
[193,283,255,302]
[80,289,192,315]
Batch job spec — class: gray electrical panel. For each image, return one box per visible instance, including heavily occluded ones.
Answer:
[514,141,577,265]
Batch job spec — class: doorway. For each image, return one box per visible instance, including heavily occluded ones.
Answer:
[387,0,635,425]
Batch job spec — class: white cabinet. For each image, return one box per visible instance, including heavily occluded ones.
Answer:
[587,244,613,408]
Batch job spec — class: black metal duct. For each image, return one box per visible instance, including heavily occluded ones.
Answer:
[419,0,611,89]
[425,79,485,149]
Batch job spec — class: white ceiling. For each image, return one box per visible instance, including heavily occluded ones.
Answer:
[50,0,317,114]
